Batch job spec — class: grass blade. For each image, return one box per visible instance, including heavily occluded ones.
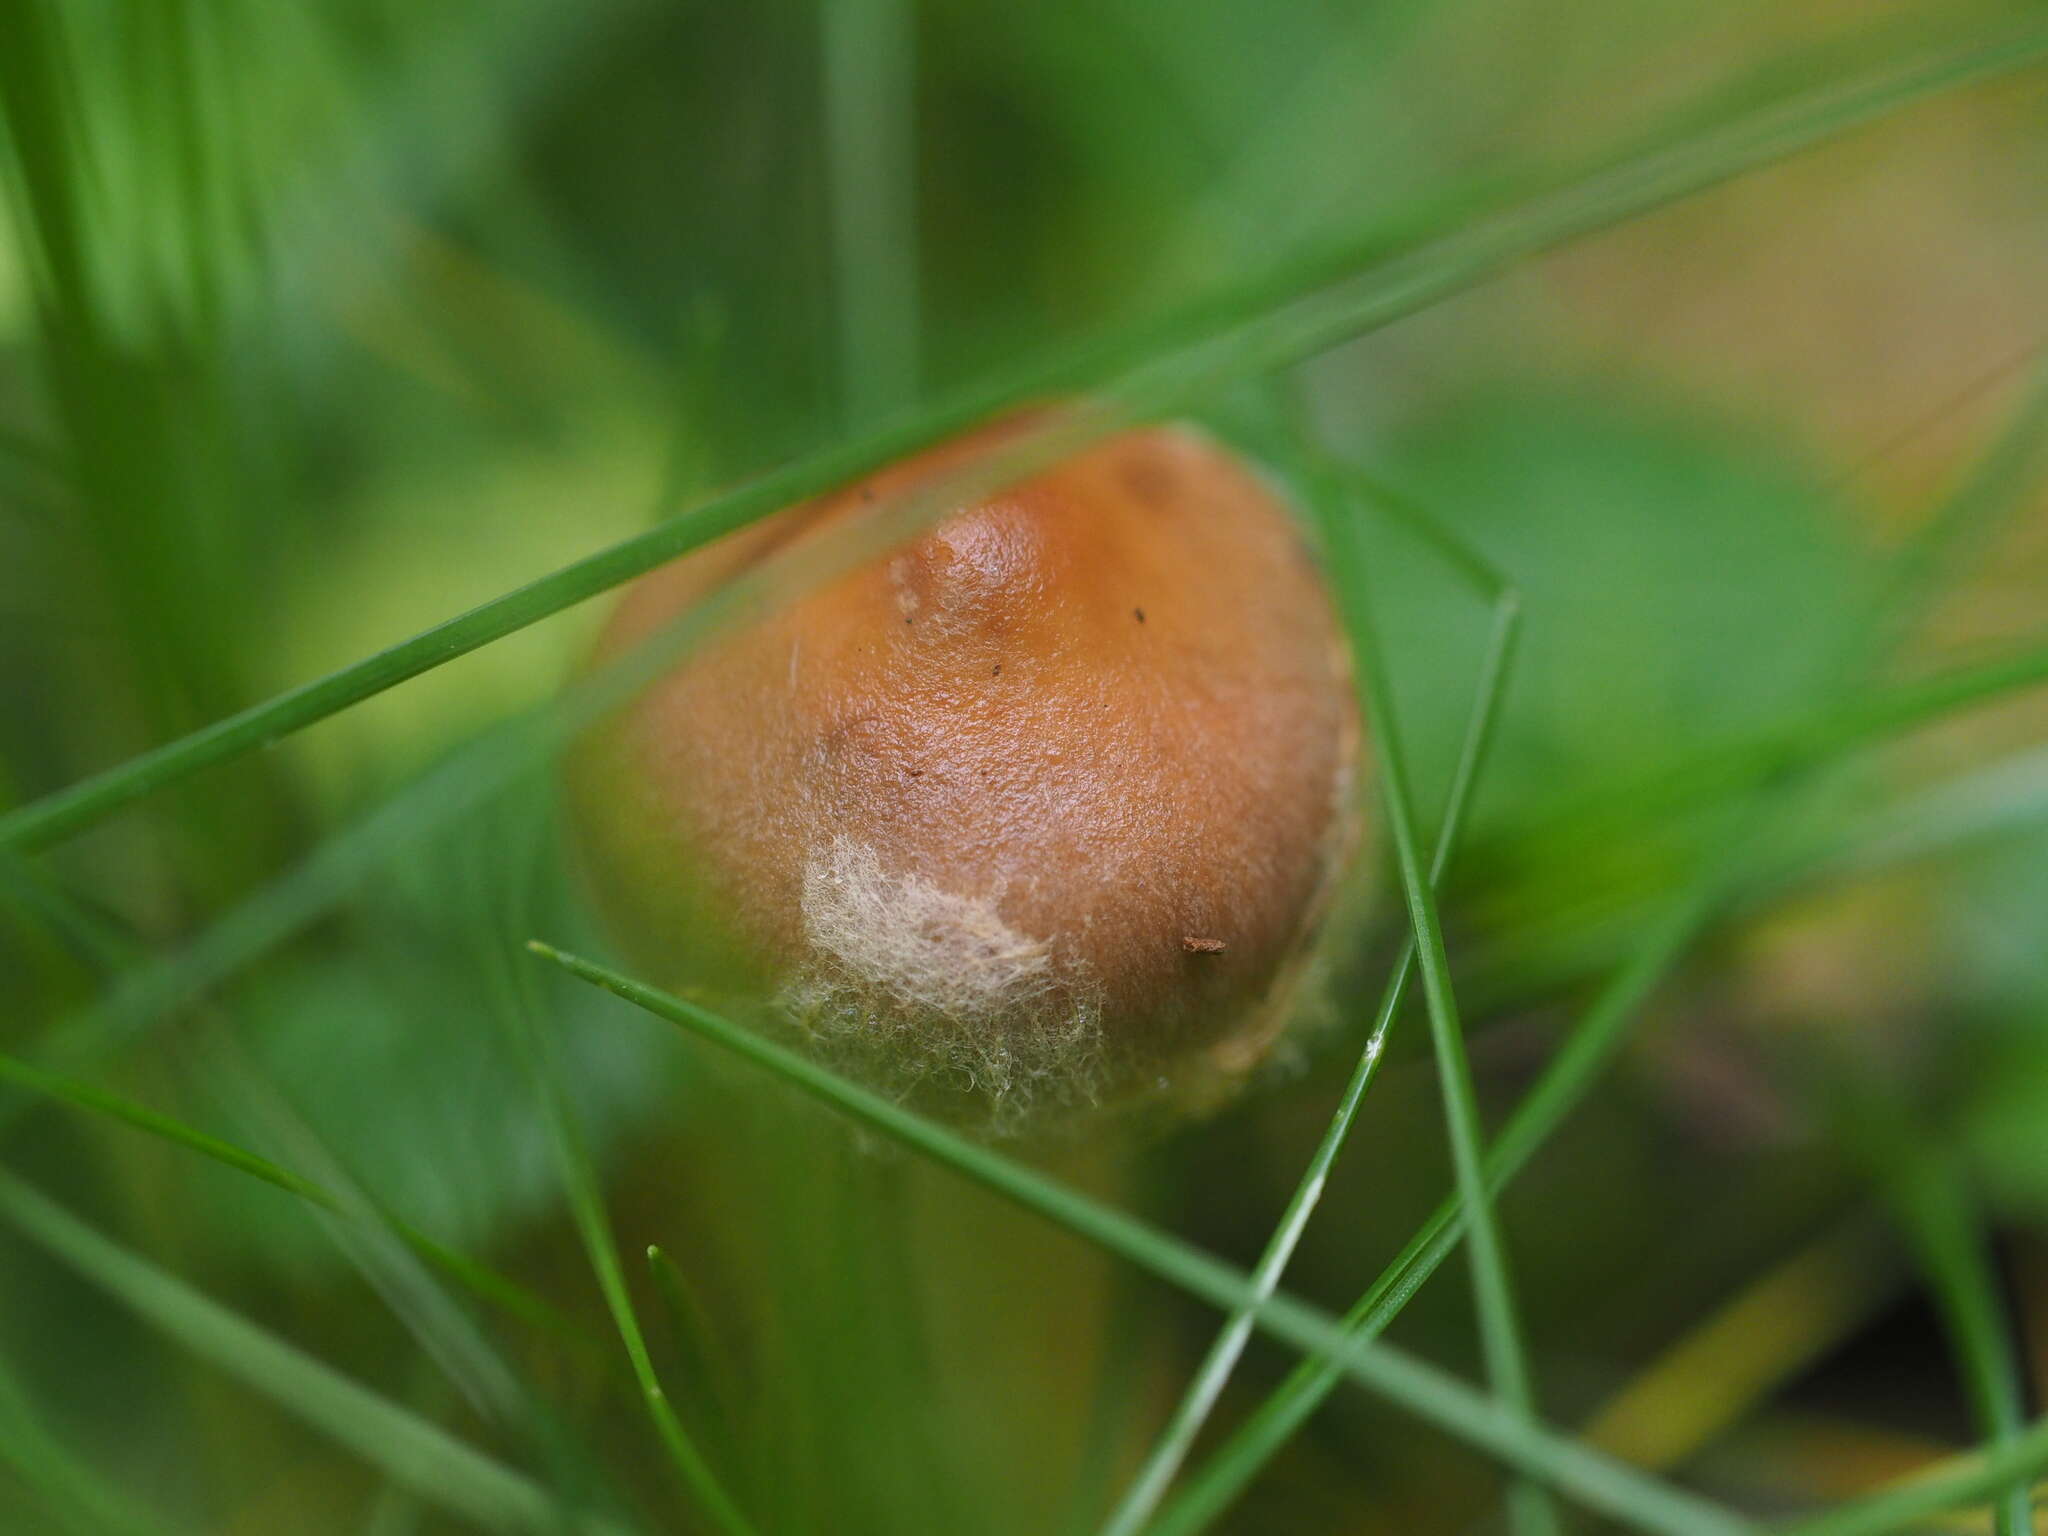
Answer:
[0,1045,595,1352]
[1892,1164,2031,1536]
[645,1243,743,1462]
[821,0,920,423]
[1098,457,1522,1536]
[1150,826,1763,1535]
[1155,261,2048,1536]
[501,968,756,1536]
[1315,468,1558,1536]
[1580,1218,1906,1474]
[0,1353,184,1536]
[530,942,1754,1536]
[1836,1090,2035,1536]
[0,1171,635,1536]
[1776,1420,2048,1536]
[6,15,2046,854]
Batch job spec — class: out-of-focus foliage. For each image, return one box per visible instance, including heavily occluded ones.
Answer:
[3,0,2048,1532]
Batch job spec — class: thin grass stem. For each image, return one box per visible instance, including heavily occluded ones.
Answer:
[1836,1090,2035,1536]
[500,970,756,1536]
[1149,828,1762,1535]
[1097,453,1522,1536]
[1894,1160,2032,1536]
[1314,473,1559,1536]
[1156,336,2048,1532]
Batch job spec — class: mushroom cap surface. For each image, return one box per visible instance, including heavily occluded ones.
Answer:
[570,417,1360,1122]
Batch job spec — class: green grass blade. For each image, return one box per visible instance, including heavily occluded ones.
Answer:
[1158,322,2048,1533]
[1774,1419,2048,1536]
[1518,350,2048,856]
[1316,470,1558,1536]
[530,942,1754,1536]
[1151,825,1762,1535]
[0,1171,636,1536]
[6,14,2046,855]
[501,971,756,1536]
[821,0,920,423]
[200,1041,562,1445]
[1837,1093,2034,1536]
[1579,1218,1906,1475]
[1864,358,2048,663]
[1098,464,1522,1536]
[644,1244,743,1461]
[0,1046,595,1353]
[0,411,1151,1136]
[1894,1163,2030,1536]
[0,1354,185,1536]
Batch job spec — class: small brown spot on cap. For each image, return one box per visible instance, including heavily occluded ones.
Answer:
[1183,936,1227,955]
[1120,455,1176,508]
[1134,607,1146,623]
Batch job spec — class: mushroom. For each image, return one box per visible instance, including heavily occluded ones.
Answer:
[568,414,1361,1129]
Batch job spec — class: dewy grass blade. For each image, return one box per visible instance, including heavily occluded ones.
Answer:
[0,1172,638,1536]
[1317,473,1559,1536]
[531,942,1754,1536]
[1098,454,1523,1536]
[6,15,2047,855]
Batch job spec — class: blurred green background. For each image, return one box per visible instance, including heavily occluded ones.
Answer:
[5,1,2048,1532]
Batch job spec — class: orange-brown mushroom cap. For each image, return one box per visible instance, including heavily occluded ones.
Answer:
[568,417,1362,1127]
